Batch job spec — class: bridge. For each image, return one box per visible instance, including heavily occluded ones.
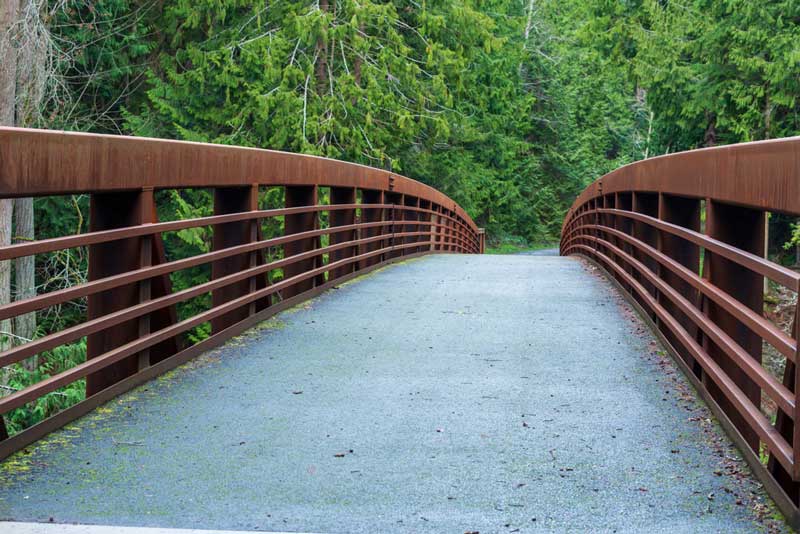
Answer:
[0,128,797,532]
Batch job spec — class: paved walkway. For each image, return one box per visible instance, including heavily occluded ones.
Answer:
[0,255,784,533]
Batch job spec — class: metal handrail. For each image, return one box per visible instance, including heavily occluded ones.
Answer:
[0,127,485,458]
[560,136,800,525]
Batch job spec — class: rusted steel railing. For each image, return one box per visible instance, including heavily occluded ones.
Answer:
[561,137,800,525]
[0,127,483,457]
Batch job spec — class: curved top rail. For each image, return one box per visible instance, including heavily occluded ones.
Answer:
[564,136,800,225]
[0,127,478,233]
[560,136,800,522]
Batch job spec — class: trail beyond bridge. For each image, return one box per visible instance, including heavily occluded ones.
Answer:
[0,255,779,532]
[0,129,799,532]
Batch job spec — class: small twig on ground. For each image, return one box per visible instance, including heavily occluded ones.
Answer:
[111,438,143,446]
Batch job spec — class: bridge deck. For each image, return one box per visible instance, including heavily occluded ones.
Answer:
[0,254,782,532]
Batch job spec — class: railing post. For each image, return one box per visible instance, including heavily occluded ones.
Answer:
[210,185,262,334]
[86,188,178,395]
[592,182,601,257]
[456,213,467,253]
[770,300,800,493]
[444,209,453,252]
[403,196,419,255]
[433,205,442,251]
[419,199,432,252]
[657,193,702,376]
[137,188,154,372]
[794,307,800,481]
[457,211,466,253]
[283,185,319,299]
[703,200,765,451]
[247,188,262,317]
[601,194,620,285]
[452,211,461,253]
[417,198,426,254]
[632,192,659,320]
[385,192,402,258]
[329,186,357,281]
[359,189,384,269]
[429,208,438,252]
[87,190,144,395]
[614,193,634,295]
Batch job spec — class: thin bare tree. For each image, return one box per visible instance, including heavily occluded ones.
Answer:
[0,0,18,353]
[0,0,70,366]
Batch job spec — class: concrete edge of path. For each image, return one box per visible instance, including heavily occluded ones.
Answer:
[0,522,324,534]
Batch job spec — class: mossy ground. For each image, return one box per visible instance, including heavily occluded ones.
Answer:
[0,256,419,486]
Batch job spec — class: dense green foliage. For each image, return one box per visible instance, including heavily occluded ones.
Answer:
[4,341,86,434]
[44,0,800,246]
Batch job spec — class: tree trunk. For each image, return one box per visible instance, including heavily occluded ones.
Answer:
[353,22,363,104]
[703,111,717,147]
[315,0,329,93]
[0,0,17,124]
[764,86,771,140]
[14,197,35,366]
[0,0,19,353]
[0,202,11,352]
[523,0,535,45]
[1,1,36,363]
[9,0,36,362]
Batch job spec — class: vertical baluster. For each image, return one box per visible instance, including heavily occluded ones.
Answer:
[137,188,154,371]
[657,194,702,375]
[403,195,418,255]
[359,189,384,268]
[766,285,800,502]
[211,185,259,334]
[445,209,454,252]
[433,205,443,252]
[632,192,659,320]
[794,305,800,482]
[384,192,402,258]
[329,187,357,281]
[419,200,431,252]
[87,189,171,395]
[248,186,261,317]
[602,194,618,283]
[283,186,319,300]
[703,200,765,451]
[615,193,634,295]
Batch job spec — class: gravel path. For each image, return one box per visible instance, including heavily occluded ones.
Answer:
[0,254,785,533]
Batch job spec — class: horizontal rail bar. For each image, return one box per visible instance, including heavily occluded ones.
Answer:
[0,240,431,414]
[597,208,800,290]
[569,243,795,475]
[566,223,796,361]
[570,233,794,417]
[0,249,431,462]
[0,203,477,261]
[0,128,480,232]
[561,135,800,516]
[0,230,434,368]
[0,219,457,321]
